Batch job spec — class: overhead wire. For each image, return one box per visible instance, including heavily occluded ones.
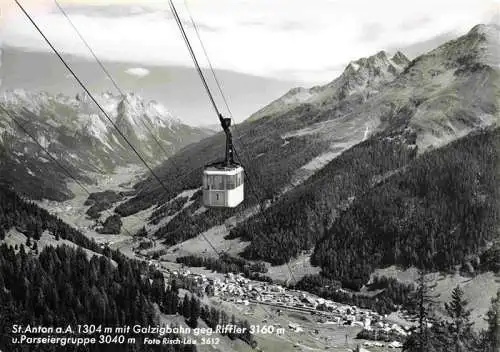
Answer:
[175,0,298,285]
[14,0,172,207]
[0,103,138,239]
[168,0,221,118]
[180,0,272,208]
[50,0,222,257]
[16,0,298,285]
[14,0,223,260]
[182,0,235,122]
[53,0,174,162]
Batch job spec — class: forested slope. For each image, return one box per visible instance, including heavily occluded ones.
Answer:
[227,128,418,264]
[0,185,101,250]
[312,127,500,288]
[0,185,258,351]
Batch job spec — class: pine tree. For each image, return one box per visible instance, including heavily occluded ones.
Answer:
[209,307,220,329]
[242,319,253,344]
[188,296,200,328]
[404,270,439,352]
[220,310,229,335]
[181,295,191,318]
[444,285,474,352]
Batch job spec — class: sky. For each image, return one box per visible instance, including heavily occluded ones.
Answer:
[0,0,498,85]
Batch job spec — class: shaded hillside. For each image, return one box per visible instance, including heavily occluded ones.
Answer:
[222,24,500,268]
[0,185,179,351]
[228,128,418,265]
[311,127,500,289]
[0,185,100,251]
[0,242,195,352]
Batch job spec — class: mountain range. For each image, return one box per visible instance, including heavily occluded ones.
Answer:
[0,90,212,200]
[112,23,499,287]
[0,46,299,126]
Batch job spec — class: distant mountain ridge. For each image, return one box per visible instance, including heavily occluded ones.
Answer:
[247,50,410,123]
[0,89,213,200]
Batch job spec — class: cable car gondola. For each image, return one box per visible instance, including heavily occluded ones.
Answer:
[167,0,244,208]
[202,117,244,208]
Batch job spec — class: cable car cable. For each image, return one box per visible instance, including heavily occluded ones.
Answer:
[172,0,298,284]
[168,0,221,119]
[15,0,224,259]
[53,0,208,213]
[0,104,137,239]
[178,1,267,201]
[182,1,267,207]
[178,3,298,284]
[182,0,235,122]
[16,0,221,257]
[53,0,174,164]
[14,0,173,201]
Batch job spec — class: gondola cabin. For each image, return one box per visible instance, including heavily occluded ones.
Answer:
[203,163,244,208]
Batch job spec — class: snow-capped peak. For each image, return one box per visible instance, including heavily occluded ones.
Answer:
[0,89,212,175]
[111,92,181,135]
[342,50,407,79]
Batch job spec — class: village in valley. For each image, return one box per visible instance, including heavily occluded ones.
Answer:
[159,263,408,351]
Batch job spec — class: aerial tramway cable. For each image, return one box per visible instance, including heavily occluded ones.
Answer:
[182,0,235,122]
[168,0,244,209]
[0,104,138,239]
[16,0,297,284]
[14,0,172,199]
[53,0,175,164]
[178,1,299,284]
[14,0,224,259]
[168,0,221,118]
[14,0,223,256]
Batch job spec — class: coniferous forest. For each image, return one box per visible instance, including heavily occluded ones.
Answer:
[227,127,499,290]
[0,186,102,251]
[0,185,255,352]
[313,127,499,289]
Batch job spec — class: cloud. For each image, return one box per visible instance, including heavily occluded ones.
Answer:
[0,0,496,84]
[358,22,385,42]
[125,67,150,77]
[50,4,155,18]
[387,32,458,59]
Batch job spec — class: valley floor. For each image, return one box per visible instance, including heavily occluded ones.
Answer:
[30,165,498,351]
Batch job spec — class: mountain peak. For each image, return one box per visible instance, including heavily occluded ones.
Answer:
[341,49,407,82]
[424,23,500,69]
[248,49,410,122]
[391,51,410,66]
[468,23,500,36]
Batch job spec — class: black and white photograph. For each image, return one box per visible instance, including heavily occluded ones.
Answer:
[0,0,499,351]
